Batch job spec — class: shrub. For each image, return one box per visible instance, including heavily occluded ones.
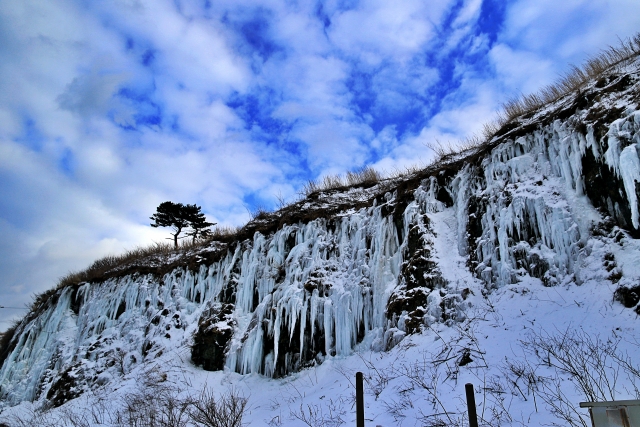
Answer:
[189,387,248,427]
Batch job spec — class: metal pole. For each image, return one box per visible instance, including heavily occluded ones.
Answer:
[356,371,365,427]
[465,383,479,427]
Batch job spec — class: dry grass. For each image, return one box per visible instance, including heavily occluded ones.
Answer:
[500,33,640,123]
[302,166,383,196]
[422,32,640,166]
[209,225,240,240]
[5,380,249,427]
[249,206,271,220]
[55,227,237,289]
[386,163,428,180]
[47,168,384,293]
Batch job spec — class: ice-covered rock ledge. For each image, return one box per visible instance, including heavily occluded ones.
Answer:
[1,56,640,409]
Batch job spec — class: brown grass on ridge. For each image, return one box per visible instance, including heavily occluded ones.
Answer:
[57,226,240,289]
[302,166,383,196]
[424,33,640,164]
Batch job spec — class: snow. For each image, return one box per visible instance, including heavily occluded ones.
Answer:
[1,265,637,427]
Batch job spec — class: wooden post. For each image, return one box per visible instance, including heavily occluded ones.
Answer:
[356,372,365,427]
[465,383,479,427]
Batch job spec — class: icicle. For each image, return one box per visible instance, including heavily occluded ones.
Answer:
[619,145,640,228]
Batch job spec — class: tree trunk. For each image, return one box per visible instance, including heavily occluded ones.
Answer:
[172,226,182,248]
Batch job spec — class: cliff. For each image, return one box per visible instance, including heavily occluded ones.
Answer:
[1,46,640,415]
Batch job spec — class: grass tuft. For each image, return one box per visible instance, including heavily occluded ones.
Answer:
[423,32,640,165]
[303,167,382,197]
[497,33,640,124]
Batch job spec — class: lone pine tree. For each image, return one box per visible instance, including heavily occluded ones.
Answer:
[150,201,215,247]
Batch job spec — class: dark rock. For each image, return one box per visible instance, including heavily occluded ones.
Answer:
[614,285,640,308]
[458,348,473,366]
[191,303,235,371]
[46,365,83,408]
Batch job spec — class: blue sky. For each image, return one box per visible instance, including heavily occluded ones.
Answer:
[1,0,640,329]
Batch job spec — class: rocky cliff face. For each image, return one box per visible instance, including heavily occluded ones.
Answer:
[1,55,640,410]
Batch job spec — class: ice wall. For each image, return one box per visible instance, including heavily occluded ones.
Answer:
[1,69,639,408]
[0,206,420,406]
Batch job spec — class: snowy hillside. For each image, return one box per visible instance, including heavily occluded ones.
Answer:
[2,47,640,427]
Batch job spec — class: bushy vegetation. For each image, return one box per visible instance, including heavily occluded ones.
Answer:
[426,32,640,163]
[5,367,249,427]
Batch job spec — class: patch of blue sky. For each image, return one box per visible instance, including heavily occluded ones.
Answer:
[114,86,163,131]
[409,3,499,117]
[329,0,360,13]
[242,190,273,214]
[314,2,331,30]
[262,139,314,190]
[169,114,181,133]
[141,49,156,67]
[125,36,135,51]
[476,0,505,45]
[345,70,375,119]
[344,64,431,139]
[224,7,284,70]
[339,1,503,141]
[0,170,39,228]
[279,140,309,169]
[121,33,157,69]
[14,117,45,152]
[226,90,291,144]
[58,147,75,178]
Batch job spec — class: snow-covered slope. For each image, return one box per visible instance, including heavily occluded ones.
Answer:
[1,54,640,427]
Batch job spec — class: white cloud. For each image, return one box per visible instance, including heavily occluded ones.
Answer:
[501,0,640,67]
[57,69,130,118]
[488,43,556,96]
[327,0,451,65]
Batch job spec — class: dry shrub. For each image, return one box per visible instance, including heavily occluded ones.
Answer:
[208,226,240,240]
[346,167,381,186]
[2,369,248,427]
[249,206,270,220]
[188,388,248,427]
[6,407,60,427]
[502,328,640,427]
[321,175,344,190]
[118,386,191,427]
[289,399,347,427]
